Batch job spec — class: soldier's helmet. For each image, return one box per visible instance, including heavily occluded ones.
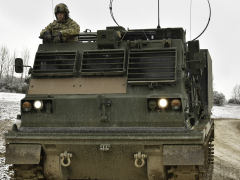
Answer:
[54,3,70,20]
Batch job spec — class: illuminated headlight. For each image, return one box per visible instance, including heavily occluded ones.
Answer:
[171,99,181,110]
[33,100,43,110]
[22,101,32,112]
[158,99,168,108]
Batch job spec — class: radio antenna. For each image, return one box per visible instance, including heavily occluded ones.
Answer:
[191,0,211,41]
[190,0,192,40]
[52,0,54,20]
[109,0,120,26]
[157,0,161,28]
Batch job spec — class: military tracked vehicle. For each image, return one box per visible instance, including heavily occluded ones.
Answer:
[5,24,214,180]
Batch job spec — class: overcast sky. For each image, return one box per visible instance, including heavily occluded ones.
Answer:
[0,0,239,100]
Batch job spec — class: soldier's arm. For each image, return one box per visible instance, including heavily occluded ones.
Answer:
[40,23,53,37]
[60,20,80,37]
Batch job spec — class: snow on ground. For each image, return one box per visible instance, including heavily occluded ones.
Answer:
[0,92,240,179]
[0,93,25,121]
[0,93,24,179]
[0,93,24,147]
[212,103,240,119]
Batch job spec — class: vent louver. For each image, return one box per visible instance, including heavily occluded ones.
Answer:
[81,49,126,77]
[33,51,77,77]
[78,33,97,42]
[127,48,177,83]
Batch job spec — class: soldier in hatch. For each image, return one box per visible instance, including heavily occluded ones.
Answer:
[40,3,80,43]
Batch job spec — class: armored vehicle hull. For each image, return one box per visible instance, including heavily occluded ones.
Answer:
[5,27,214,180]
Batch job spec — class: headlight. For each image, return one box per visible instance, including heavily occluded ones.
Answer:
[33,100,43,110]
[158,99,168,108]
[171,99,181,110]
[45,102,52,114]
[22,101,31,112]
[148,100,157,110]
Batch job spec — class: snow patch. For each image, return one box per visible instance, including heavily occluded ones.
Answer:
[212,104,240,119]
[0,93,25,122]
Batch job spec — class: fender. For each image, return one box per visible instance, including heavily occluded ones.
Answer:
[6,144,41,164]
[163,145,204,165]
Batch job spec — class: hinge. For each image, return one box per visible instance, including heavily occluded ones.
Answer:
[98,95,112,122]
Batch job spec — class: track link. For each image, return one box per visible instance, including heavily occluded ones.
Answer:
[9,157,45,180]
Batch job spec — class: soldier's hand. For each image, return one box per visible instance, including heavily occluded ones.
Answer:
[53,32,62,43]
[43,31,51,43]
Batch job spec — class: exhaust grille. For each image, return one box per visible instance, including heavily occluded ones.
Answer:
[33,51,78,77]
[81,49,126,77]
[78,33,97,42]
[127,48,177,83]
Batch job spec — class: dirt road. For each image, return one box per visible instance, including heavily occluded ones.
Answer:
[213,119,240,180]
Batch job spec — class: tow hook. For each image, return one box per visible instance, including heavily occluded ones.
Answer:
[60,151,72,167]
[134,151,147,168]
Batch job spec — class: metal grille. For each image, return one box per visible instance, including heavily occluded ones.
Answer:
[33,51,77,76]
[81,49,125,77]
[127,48,177,83]
[78,33,97,42]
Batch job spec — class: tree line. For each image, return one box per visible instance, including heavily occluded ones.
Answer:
[0,45,31,93]
[212,74,239,106]
[213,86,240,106]
[0,45,31,83]
[229,84,240,104]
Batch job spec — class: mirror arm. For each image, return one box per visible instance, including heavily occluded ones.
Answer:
[15,65,31,68]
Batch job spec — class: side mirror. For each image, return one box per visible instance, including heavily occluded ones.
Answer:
[15,58,23,73]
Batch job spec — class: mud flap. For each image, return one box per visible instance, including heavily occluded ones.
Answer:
[5,144,41,164]
[44,155,69,180]
[163,145,204,165]
[146,146,165,180]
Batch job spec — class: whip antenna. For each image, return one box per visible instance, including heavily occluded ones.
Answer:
[109,0,120,26]
[191,0,211,41]
[157,0,161,28]
[190,0,192,40]
[52,0,54,20]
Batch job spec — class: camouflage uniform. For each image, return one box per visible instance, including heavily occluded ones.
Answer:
[40,3,80,43]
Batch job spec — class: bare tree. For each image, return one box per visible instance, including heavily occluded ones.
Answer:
[231,84,240,103]
[0,45,10,80]
[21,47,31,79]
[5,54,11,83]
[236,85,239,102]
[9,50,18,83]
[232,85,237,102]
[213,91,226,106]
